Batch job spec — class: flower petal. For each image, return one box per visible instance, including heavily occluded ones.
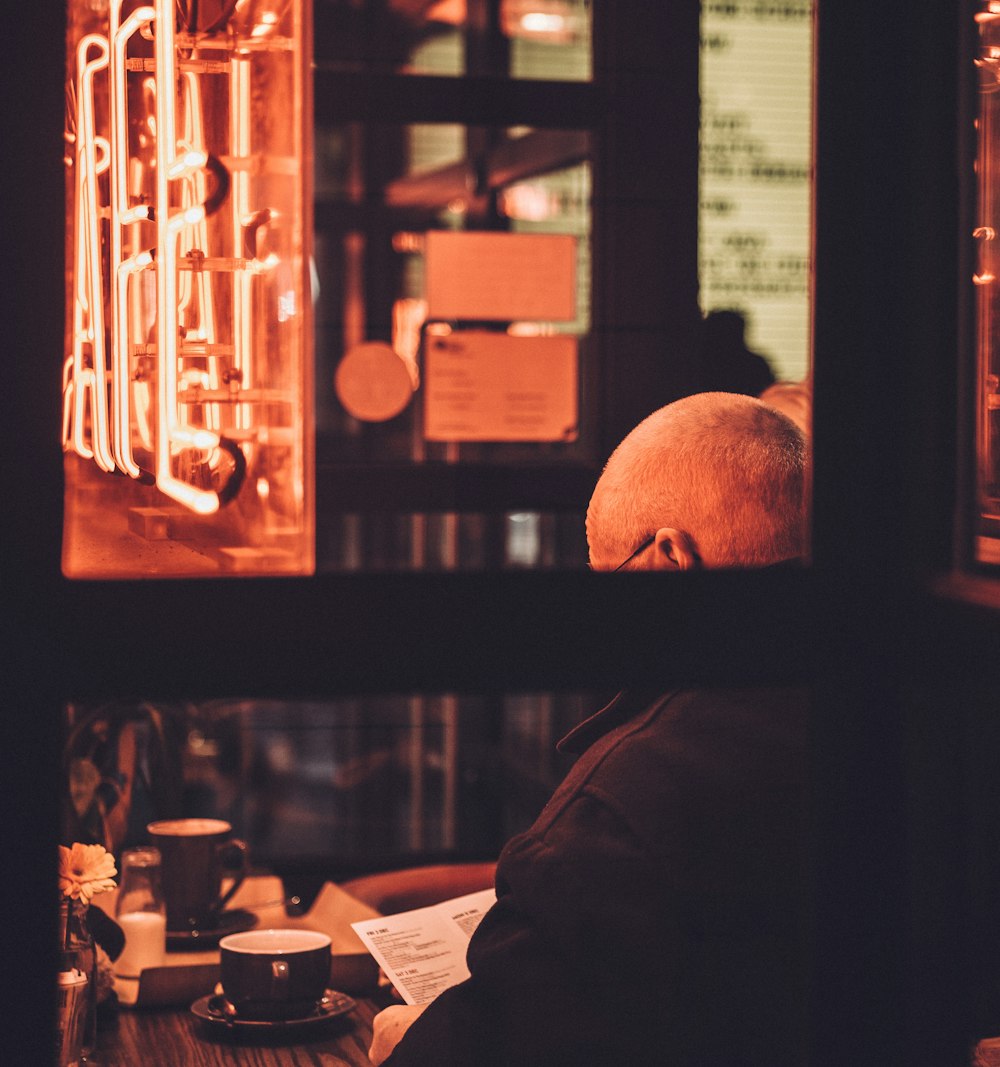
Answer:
[59,842,118,899]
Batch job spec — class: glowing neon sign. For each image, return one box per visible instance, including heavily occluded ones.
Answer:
[63,0,313,577]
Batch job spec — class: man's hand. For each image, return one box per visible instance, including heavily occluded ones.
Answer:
[368,1003,427,1065]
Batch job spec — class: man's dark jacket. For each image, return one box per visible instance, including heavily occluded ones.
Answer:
[384,687,808,1066]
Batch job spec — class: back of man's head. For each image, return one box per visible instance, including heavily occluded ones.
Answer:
[586,392,807,571]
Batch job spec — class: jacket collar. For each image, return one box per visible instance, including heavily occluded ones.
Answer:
[557,688,678,755]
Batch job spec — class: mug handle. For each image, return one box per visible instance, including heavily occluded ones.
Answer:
[211,838,249,915]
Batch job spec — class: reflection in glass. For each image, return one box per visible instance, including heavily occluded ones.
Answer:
[315,0,592,82]
[312,115,593,572]
[62,696,589,876]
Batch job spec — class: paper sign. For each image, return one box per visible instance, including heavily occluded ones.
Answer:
[423,331,578,442]
[425,231,577,322]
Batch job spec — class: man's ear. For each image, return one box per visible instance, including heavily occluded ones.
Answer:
[650,528,700,570]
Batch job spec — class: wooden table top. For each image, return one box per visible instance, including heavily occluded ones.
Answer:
[93,991,385,1066]
[88,876,390,1066]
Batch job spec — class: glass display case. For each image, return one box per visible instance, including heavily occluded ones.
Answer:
[61,0,314,578]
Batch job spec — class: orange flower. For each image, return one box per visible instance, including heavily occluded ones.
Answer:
[59,843,117,903]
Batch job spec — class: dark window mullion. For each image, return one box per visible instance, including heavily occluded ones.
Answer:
[312,69,604,128]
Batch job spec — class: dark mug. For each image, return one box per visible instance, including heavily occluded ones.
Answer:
[146,818,249,932]
[220,928,332,1019]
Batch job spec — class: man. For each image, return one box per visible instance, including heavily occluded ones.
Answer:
[370,392,809,1066]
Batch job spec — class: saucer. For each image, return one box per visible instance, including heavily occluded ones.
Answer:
[190,989,357,1030]
[166,908,257,949]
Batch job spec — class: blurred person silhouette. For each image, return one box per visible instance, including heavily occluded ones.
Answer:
[369,393,809,1067]
[694,309,776,397]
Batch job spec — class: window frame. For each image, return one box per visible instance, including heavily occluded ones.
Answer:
[8,3,995,1066]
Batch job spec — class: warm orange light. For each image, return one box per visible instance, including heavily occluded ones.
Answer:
[73,33,114,473]
[500,0,578,43]
[63,0,313,577]
[520,12,565,34]
[426,0,466,24]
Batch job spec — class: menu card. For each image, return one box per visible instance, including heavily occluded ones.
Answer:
[350,888,497,1006]
[699,0,813,381]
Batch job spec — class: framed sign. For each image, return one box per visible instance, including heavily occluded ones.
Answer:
[424,331,578,442]
[425,231,577,322]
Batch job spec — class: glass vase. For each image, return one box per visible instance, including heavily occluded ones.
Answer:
[56,898,97,1066]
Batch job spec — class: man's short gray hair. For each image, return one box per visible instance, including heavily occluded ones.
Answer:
[586,392,808,570]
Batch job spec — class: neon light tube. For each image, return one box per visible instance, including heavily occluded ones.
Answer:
[114,251,153,477]
[150,0,219,515]
[110,5,155,478]
[231,54,252,432]
[75,33,114,472]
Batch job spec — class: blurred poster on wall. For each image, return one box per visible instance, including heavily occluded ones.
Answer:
[699,0,814,382]
[424,332,578,442]
[425,232,577,322]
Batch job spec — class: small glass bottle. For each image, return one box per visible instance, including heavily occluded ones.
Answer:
[114,847,167,979]
[57,897,96,1065]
